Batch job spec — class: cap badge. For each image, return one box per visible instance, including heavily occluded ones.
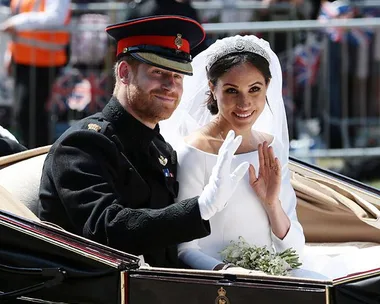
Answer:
[175,34,183,49]
[159,155,168,166]
[87,123,101,132]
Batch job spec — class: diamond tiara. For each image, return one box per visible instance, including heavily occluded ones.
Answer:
[206,37,271,70]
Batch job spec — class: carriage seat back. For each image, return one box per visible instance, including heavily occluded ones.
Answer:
[0,153,47,217]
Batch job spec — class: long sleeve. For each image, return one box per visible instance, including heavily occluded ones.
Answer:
[9,0,70,30]
[266,42,305,257]
[39,130,210,256]
[178,241,222,270]
[271,161,305,257]
[176,143,221,269]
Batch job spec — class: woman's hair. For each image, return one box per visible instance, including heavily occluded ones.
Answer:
[206,52,271,115]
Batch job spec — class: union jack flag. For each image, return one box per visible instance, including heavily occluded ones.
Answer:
[293,42,322,87]
[318,1,374,46]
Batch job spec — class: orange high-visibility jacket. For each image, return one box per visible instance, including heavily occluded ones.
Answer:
[8,0,71,67]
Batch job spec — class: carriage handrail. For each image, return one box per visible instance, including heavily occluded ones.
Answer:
[291,147,380,159]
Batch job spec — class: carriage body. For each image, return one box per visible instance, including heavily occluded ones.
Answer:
[0,148,379,303]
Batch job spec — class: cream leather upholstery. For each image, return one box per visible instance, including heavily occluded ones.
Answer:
[0,153,47,217]
[0,184,40,221]
[290,162,380,243]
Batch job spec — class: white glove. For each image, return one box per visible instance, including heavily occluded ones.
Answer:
[198,130,249,220]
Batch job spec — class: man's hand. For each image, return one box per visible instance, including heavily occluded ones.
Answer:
[198,130,249,220]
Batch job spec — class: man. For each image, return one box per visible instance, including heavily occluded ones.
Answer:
[38,16,249,268]
[0,0,71,148]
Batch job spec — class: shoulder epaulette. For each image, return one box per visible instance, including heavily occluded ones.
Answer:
[84,115,111,136]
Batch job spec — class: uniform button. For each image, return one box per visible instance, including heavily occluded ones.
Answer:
[128,168,134,172]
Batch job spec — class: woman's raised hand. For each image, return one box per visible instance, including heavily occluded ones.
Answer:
[248,141,281,210]
[198,130,249,220]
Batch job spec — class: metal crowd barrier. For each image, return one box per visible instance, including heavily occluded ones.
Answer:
[203,18,380,160]
[0,3,380,160]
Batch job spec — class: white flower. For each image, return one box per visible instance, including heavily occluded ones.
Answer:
[220,236,302,276]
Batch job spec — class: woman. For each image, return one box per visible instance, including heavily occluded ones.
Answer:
[162,35,380,280]
[161,35,305,272]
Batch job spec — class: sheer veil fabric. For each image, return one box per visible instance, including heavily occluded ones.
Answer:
[160,34,309,274]
[159,35,290,166]
[160,35,380,280]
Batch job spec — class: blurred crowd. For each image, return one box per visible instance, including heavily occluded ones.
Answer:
[0,0,380,184]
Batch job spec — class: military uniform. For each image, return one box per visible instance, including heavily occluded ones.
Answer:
[39,15,209,267]
[39,97,210,267]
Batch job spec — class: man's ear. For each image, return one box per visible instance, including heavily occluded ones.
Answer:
[118,61,131,84]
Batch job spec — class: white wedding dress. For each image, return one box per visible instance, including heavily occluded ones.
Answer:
[160,35,380,280]
[175,132,305,271]
[175,138,380,280]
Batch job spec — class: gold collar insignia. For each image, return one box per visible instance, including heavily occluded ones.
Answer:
[159,155,168,166]
[87,123,101,132]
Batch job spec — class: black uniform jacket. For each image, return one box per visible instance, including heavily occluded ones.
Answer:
[38,97,210,267]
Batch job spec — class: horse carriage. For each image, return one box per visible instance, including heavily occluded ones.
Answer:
[0,147,379,303]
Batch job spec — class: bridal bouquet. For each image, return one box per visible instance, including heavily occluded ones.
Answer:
[220,236,302,276]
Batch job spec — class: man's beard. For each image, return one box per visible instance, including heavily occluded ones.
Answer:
[126,83,179,124]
